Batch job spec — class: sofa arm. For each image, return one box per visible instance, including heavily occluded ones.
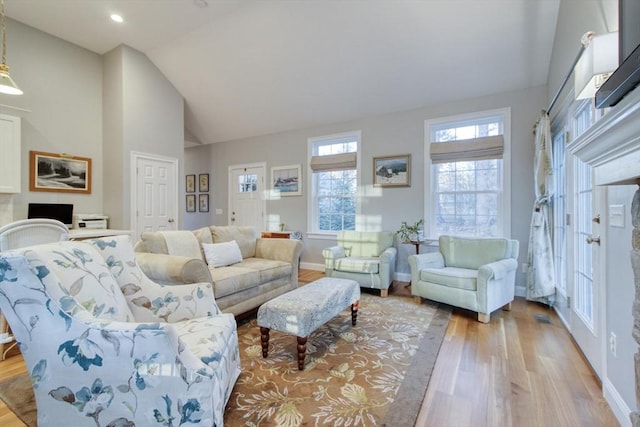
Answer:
[478,258,518,282]
[322,245,346,271]
[135,252,211,285]
[379,247,397,264]
[255,238,303,265]
[408,252,445,271]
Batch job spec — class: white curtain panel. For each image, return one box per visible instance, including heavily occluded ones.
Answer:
[526,112,556,304]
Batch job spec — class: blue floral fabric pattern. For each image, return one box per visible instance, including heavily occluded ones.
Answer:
[257,277,360,337]
[0,236,241,426]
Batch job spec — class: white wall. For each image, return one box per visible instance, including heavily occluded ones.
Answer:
[0,18,103,221]
[195,85,544,288]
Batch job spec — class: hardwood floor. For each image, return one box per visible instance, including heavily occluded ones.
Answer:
[0,270,619,426]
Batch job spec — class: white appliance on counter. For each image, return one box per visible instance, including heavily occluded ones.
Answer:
[72,214,108,230]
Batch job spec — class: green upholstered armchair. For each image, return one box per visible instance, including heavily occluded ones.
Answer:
[322,231,397,297]
[409,235,519,323]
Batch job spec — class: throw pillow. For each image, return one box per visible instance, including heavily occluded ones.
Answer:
[203,240,243,267]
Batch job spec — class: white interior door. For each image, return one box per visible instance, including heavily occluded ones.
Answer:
[228,163,266,231]
[570,157,604,378]
[132,152,178,239]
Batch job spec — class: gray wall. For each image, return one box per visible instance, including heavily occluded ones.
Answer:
[0,18,103,220]
[1,20,184,233]
[184,143,215,229]
[103,45,185,230]
[190,85,544,289]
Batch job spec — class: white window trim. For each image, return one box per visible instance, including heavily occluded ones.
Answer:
[307,130,362,240]
[423,107,511,238]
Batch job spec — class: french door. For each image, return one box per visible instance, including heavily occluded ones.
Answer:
[570,157,604,378]
[228,163,266,231]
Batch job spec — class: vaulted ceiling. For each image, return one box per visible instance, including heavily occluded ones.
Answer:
[6,0,560,146]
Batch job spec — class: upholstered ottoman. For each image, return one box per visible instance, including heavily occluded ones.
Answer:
[257,277,360,370]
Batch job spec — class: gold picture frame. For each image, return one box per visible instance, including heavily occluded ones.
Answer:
[29,151,92,194]
[373,154,411,187]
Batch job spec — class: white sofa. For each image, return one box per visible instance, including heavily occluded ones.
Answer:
[134,226,304,316]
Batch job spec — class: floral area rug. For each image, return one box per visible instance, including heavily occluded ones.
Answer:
[224,292,451,426]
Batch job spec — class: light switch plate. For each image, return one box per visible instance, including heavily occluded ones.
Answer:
[215,208,223,215]
[609,204,625,228]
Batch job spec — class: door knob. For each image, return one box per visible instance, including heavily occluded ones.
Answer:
[586,235,600,245]
[592,214,600,223]
[168,218,175,223]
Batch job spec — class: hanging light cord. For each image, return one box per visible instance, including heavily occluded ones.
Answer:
[1,0,6,66]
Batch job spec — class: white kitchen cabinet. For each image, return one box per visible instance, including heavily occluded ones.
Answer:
[0,114,21,193]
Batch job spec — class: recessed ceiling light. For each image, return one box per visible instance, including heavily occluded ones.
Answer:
[110,14,124,23]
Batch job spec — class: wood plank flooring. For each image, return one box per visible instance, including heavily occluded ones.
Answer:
[0,270,620,426]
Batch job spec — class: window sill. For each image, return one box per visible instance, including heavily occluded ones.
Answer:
[307,232,338,240]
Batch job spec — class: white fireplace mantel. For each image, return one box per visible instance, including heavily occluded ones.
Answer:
[567,86,640,186]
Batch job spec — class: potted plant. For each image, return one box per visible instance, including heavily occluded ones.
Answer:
[396,219,424,243]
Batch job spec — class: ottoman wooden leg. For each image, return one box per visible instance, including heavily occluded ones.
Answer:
[297,336,308,370]
[351,301,359,326]
[260,327,270,358]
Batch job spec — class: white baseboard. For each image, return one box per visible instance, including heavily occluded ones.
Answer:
[515,285,526,298]
[395,272,411,283]
[604,377,632,427]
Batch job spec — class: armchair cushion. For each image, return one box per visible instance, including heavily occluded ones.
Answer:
[334,257,380,274]
[338,230,394,257]
[420,267,478,291]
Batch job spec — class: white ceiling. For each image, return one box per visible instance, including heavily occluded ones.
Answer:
[6,0,560,145]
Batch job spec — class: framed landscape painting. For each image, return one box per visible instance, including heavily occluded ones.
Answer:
[373,154,411,187]
[29,151,92,193]
[271,164,302,196]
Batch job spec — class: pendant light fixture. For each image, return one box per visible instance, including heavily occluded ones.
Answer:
[0,0,23,95]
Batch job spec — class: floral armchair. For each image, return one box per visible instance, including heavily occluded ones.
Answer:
[0,234,240,426]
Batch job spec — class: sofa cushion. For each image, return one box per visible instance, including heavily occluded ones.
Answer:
[140,231,203,261]
[211,226,257,258]
[334,257,380,274]
[420,267,478,291]
[237,258,292,282]
[210,266,261,298]
[25,241,134,322]
[203,240,243,267]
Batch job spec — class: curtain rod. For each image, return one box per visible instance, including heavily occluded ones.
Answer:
[546,32,593,114]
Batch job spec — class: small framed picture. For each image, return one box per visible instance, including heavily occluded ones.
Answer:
[271,164,302,196]
[186,174,196,193]
[186,194,196,212]
[373,154,411,187]
[199,194,209,212]
[199,173,210,192]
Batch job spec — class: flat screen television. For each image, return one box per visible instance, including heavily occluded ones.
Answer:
[595,0,640,108]
[27,203,73,227]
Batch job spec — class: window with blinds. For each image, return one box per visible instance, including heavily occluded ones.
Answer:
[308,131,360,234]
[425,109,511,238]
